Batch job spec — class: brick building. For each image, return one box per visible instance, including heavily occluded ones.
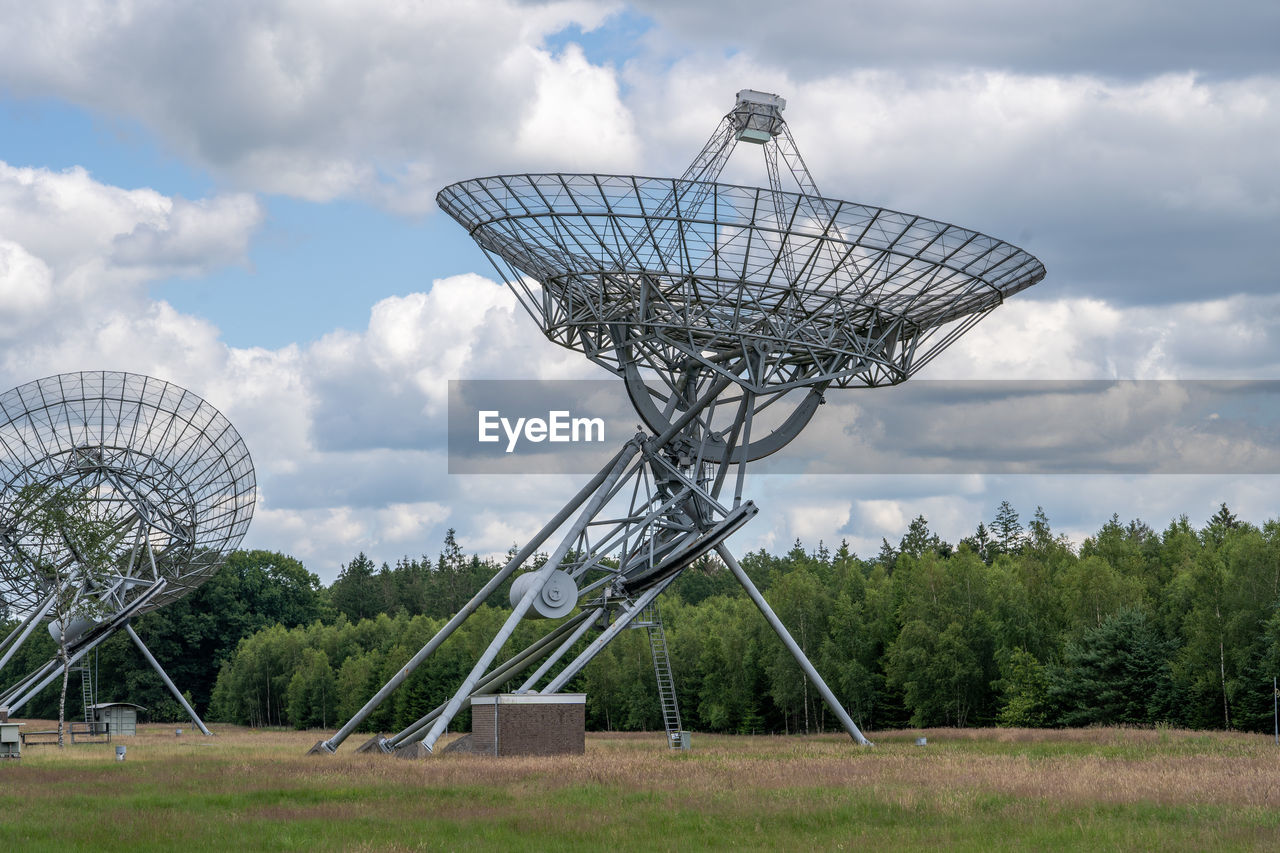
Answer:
[469,693,585,756]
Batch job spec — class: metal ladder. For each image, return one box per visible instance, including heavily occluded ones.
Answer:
[633,602,686,749]
[79,664,95,727]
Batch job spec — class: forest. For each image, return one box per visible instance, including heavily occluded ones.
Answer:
[3,502,1278,736]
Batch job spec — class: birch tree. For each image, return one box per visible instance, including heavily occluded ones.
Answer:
[14,484,115,747]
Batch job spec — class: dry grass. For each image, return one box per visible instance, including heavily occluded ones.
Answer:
[2,722,1279,851]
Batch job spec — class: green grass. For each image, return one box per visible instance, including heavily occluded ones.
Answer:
[2,724,1278,851]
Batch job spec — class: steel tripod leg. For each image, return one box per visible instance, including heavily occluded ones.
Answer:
[3,631,112,714]
[716,544,872,746]
[377,607,597,751]
[0,658,61,707]
[542,577,675,694]
[417,445,640,754]
[309,442,640,755]
[516,607,600,692]
[0,594,55,674]
[125,624,212,736]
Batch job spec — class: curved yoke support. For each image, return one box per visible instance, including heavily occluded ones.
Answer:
[623,359,822,464]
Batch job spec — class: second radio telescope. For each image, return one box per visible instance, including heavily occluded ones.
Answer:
[0,371,255,732]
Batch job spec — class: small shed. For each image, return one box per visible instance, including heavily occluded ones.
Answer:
[469,693,585,756]
[90,703,146,736]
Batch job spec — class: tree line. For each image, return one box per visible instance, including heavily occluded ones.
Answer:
[4,503,1279,735]
[0,551,330,721]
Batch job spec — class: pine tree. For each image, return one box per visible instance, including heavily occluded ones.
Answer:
[877,538,899,570]
[331,552,380,620]
[1204,503,1240,546]
[1028,506,1051,549]
[992,500,1024,555]
[900,515,947,558]
[962,521,993,564]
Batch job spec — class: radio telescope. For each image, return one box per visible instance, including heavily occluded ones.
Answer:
[0,371,256,733]
[313,90,1045,755]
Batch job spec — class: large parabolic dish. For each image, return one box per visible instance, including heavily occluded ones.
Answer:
[437,175,1044,394]
[315,90,1046,756]
[0,371,256,620]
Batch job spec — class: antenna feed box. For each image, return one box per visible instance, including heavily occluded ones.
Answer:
[732,89,786,143]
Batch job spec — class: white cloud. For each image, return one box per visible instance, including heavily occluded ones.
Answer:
[626,65,1280,306]
[252,505,372,568]
[111,194,262,274]
[935,293,1280,380]
[853,499,908,540]
[0,161,263,372]
[0,162,259,281]
[251,498,453,568]
[0,0,634,211]
[784,499,853,545]
[513,42,639,171]
[0,240,53,335]
[4,3,1280,581]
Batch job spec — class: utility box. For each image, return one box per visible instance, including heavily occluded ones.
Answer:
[1,721,22,760]
[470,694,585,756]
[90,703,146,736]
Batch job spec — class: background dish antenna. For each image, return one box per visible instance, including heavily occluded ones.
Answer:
[0,371,255,734]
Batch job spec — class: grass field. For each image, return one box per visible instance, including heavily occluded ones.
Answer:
[2,723,1278,851]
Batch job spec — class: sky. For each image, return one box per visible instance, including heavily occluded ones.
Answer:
[1,0,1278,582]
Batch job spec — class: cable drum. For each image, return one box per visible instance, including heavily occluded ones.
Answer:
[509,570,578,619]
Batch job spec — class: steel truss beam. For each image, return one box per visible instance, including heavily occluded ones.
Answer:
[124,623,211,736]
[315,356,871,755]
[0,578,167,711]
[0,589,214,735]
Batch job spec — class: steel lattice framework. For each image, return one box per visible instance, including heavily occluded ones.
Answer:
[0,371,255,732]
[314,90,1045,757]
[438,173,1043,393]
